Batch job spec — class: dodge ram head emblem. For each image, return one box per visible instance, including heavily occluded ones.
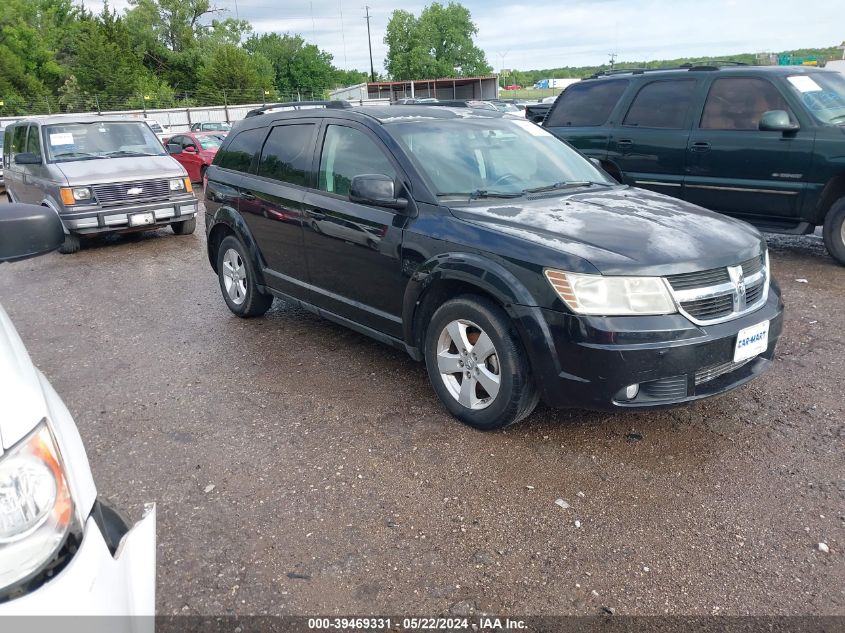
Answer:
[727,265,747,311]
[127,187,143,195]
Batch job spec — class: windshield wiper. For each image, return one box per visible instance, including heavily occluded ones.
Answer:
[438,189,524,200]
[523,180,611,194]
[827,114,845,125]
[52,151,106,160]
[105,150,159,157]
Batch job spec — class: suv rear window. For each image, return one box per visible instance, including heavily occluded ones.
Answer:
[623,80,697,129]
[215,127,267,174]
[257,124,314,187]
[545,79,629,127]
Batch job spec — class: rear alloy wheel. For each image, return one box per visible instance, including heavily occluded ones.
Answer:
[58,233,81,254]
[822,197,845,266]
[216,235,273,317]
[171,217,196,235]
[424,295,538,430]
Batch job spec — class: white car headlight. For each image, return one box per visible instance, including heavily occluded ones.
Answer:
[71,187,91,201]
[169,178,185,191]
[0,421,74,591]
[545,269,677,315]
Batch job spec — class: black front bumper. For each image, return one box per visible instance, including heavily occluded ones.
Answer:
[514,283,784,410]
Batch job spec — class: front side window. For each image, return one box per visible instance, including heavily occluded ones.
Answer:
[784,72,845,126]
[25,126,42,158]
[318,126,397,196]
[43,122,166,162]
[388,117,611,198]
[215,128,267,174]
[545,79,629,127]
[257,124,314,187]
[10,126,28,159]
[701,78,795,130]
[198,135,224,150]
[623,80,697,129]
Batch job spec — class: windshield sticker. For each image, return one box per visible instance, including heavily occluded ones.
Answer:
[49,132,74,145]
[512,119,547,136]
[788,76,822,93]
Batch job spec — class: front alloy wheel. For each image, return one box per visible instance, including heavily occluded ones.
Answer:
[436,319,501,410]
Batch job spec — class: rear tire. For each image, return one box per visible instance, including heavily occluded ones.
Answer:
[172,217,196,235]
[216,235,272,317]
[58,233,81,254]
[822,197,845,266]
[424,295,538,430]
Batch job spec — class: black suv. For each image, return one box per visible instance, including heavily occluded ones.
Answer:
[204,106,783,429]
[543,65,845,265]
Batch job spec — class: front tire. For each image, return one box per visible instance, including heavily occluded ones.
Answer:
[172,217,196,235]
[424,295,538,430]
[822,197,845,266]
[215,235,273,317]
[58,233,81,254]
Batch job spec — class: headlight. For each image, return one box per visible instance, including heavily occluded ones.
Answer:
[545,269,677,315]
[0,421,74,591]
[169,178,185,191]
[72,187,91,201]
[59,187,93,205]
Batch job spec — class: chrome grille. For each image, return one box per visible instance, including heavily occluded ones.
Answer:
[695,358,753,385]
[92,179,170,205]
[667,253,769,325]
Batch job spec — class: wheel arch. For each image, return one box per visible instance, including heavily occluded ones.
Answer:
[206,208,267,287]
[817,172,845,223]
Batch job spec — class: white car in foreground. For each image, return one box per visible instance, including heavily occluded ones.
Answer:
[0,204,155,618]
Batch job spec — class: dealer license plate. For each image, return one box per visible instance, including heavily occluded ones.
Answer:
[130,212,155,227]
[733,320,769,362]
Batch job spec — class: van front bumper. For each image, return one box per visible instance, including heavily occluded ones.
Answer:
[60,196,197,234]
[0,500,156,619]
[515,282,785,410]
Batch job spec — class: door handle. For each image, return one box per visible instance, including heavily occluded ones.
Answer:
[690,141,711,153]
[616,139,633,147]
[241,191,256,201]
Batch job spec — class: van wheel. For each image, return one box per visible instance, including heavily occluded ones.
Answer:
[216,235,273,317]
[424,295,538,430]
[822,198,845,266]
[172,217,196,235]
[58,233,81,254]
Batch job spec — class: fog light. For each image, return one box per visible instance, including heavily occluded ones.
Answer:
[624,384,639,400]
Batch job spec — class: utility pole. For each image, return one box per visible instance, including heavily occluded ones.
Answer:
[609,52,617,71]
[364,6,375,82]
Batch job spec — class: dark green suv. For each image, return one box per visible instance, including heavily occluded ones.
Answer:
[544,65,845,265]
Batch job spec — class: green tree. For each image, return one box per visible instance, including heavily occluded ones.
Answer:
[245,33,337,96]
[197,44,273,104]
[384,2,491,80]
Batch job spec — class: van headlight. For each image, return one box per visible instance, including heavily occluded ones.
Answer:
[0,421,74,591]
[169,178,185,191]
[545,269,677,315]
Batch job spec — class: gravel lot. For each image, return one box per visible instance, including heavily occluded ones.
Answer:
[0,197,842,616]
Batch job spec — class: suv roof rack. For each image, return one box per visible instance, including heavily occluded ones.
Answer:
[245,100,352,118]
[587,60,750,79]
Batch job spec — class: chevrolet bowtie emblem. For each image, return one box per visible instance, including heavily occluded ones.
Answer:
[727,265,747,312]
[127,187,143,195]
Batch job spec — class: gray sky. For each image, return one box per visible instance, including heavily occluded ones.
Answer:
[94,0,844,75]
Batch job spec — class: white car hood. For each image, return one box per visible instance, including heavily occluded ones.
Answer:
[0,303,48,451]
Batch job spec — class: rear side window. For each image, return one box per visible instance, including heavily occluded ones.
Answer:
[318,125,397,197]
[215,128,266,173]
[257,124,314,187]
[701,77,795,130]
[545,80,629,127]
[623,80,697,129]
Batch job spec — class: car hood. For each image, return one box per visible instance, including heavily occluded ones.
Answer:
[449,186,764,276]
[56,155,186,185]
[0,304,47,450]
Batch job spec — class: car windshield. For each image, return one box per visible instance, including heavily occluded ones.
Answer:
[197,135,224,150]
[44,122,166,162]
[785,73,845,125]
[388,117,612,199]
[205,123,231,131]
[493,103,520,113]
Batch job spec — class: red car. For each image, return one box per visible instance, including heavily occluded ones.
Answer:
[164,131,226,182]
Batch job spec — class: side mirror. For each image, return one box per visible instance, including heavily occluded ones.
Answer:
[349,174,408,210]
[759,110,800,133]
[166,143,182,155]
[0,204,65,263]
[184,146,197,153]
[589,157,602,168]
[14,152,41,165]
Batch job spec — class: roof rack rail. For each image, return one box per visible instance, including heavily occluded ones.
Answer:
[587,60,750,79]
[245,100,352,118]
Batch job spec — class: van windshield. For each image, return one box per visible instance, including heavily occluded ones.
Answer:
[785,73,845,125]
[43,121,166,162]
[387,117,612,199]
